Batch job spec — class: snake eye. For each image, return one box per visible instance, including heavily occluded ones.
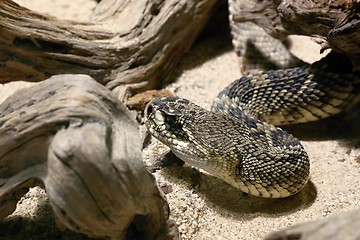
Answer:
[146,104,153,115]
[165,114,177,126]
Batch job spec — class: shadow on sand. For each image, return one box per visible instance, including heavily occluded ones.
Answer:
[160,163,317,221]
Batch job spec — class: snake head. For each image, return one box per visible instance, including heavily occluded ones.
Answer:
[144,97,222,172]
[144,97,195,147]
[144,97,240,171]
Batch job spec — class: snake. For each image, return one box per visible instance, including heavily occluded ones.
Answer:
[144,51,359,198]
[144,0,360,198]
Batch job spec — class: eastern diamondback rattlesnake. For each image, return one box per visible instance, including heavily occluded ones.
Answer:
[144,1,360,198]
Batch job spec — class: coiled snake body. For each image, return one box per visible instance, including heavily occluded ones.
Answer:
[144,52,359,198]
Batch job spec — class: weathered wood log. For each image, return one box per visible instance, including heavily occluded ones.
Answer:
[232,0,360,69]
[0,75,177,239]
[265,209,360,240]
[0,0,219,100]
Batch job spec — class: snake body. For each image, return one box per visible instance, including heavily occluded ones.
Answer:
[144,52,359,198]
[145,97,309,198]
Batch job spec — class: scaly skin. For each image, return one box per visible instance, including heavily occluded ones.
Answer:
[145,97,309,198]
[144,53,359,198]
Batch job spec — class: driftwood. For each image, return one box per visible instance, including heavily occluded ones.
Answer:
[0,75,177,239]
[1,0,358,91]
[0,0,359,239]
[265,209,360,240]
[232,0,360,69]
[0,0,219,100]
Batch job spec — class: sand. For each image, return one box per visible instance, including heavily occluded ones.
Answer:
[1,1,359,239]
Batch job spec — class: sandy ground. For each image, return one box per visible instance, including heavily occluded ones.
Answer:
[1,1,359,240]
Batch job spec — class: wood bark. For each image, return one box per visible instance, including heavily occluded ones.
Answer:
[0,75,177,240]
[232,0,360,69]
[0,0,219,100]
